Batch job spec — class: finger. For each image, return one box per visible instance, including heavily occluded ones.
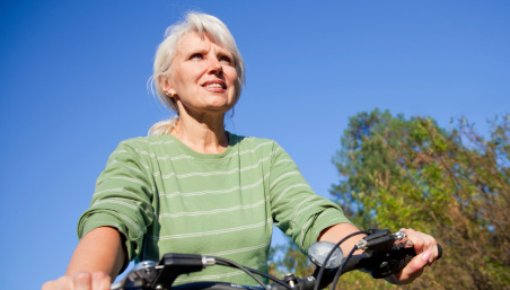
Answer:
[401,228,439,260]
[414,232,438,264]
[402,228,426,253]
[42,276,73,290]
[49,278,71,290]
[42,280,54,290]
[92,272,111,290]
[423,236,439,264]
[74,272,92,290]
[397,249,430,283]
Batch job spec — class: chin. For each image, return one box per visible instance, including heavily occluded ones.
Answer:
[206,106,232,113]
[207,99,234,109]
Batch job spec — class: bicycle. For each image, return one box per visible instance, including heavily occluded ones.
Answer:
[112,229,443,290]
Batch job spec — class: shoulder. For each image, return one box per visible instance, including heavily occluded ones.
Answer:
[229,132,279,150]
[116,135,177,150]
[111,135,181,160]
[228,133,289,161]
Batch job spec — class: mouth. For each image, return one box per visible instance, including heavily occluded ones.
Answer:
[202,80,227,90]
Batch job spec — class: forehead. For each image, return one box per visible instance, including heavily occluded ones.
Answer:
[175,32,231,55]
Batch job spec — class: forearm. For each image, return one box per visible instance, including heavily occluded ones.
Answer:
[318,223,365,255]
[66,226,126,279]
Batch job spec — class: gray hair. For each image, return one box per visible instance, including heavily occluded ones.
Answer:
[149,12,245,135]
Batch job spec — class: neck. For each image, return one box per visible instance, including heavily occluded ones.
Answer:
[171,112,229,154]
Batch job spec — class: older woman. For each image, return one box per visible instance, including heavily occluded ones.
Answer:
[43,12,439,290]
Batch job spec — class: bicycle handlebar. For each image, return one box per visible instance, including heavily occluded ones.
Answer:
[112,229,442,290]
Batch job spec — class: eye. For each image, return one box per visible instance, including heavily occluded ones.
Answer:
[218,54,233,65]
[189,53,203,61]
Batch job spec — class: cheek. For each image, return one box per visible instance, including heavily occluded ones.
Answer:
[172,74,196,93]
[171,65,199,88]
[225,68,238,84]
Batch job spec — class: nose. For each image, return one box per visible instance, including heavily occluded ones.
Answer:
[208,57,223,76]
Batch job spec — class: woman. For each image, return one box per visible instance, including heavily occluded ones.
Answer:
[43,12,439,290]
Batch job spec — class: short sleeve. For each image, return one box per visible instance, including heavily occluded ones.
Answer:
[77,140,155,261]
[269,143,351,250]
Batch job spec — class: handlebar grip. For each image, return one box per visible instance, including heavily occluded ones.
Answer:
[369,245,415,279]
[370,243,443,279]
[391,247,415,277]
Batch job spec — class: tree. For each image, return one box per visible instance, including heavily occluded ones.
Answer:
[331,109,510,289]
[270,110,510,289]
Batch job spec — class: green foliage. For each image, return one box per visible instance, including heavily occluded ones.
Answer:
[331,110,510,289]
[270,110,510,290]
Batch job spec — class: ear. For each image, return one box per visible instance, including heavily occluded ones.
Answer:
[158,74,175,95]
[167,89,177,97]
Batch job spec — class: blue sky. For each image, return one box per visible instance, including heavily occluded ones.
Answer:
[1,1,509,289]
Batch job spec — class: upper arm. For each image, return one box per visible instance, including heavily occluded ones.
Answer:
[77,140,156,262]
[268,143,351,250]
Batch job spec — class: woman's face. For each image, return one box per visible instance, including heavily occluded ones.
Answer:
[164,32,238,116]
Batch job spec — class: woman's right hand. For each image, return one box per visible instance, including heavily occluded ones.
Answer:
[42,271,111,290]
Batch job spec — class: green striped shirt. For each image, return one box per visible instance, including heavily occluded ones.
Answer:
[78,132,350,285]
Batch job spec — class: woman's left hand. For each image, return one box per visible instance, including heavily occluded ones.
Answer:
[391,228,440,284]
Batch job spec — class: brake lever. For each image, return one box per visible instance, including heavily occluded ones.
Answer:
[111,260,158,290]
[350,229,417,279]
[355,229,404,251]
